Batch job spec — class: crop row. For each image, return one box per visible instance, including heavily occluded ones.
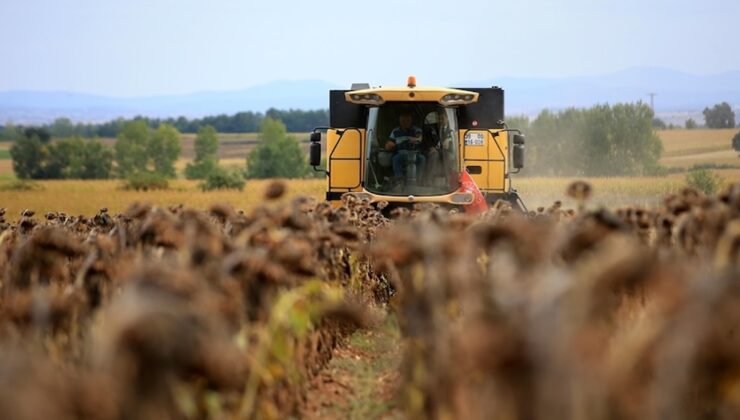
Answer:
[369,184,740,419]
[0,185,389,419]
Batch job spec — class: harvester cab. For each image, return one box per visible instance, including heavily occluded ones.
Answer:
[309,76,526,212]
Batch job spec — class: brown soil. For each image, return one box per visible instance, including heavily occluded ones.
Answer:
[301,315,403,419]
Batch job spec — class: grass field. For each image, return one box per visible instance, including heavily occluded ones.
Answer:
[658,128,739,168]
[658,128,736,156]
[3,173,740,221]
[0,160,13,179]
[0,179,326,221]
[514,170,739,208]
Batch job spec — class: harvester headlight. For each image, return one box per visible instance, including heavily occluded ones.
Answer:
[450,192,474,204]
[440,93,475,105]
[347,93,384,105]
[344,192,373,202]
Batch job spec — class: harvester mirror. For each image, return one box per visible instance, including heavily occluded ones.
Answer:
[512,134,525,169]
[309,142,322,167]
[310,132,321,143]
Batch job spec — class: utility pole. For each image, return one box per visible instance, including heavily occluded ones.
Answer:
[648,92,657,111]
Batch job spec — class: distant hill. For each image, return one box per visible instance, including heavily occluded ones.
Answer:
[0,80,340,124]
[1,68,739,125]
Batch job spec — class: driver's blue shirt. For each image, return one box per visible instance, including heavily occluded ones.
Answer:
[390,126,422,151]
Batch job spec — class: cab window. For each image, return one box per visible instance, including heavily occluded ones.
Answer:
[365,103,459,196]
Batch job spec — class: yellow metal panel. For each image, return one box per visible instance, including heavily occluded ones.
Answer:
[487,130,508,192]
[461,129,490,190]
[461,129,508,193]
[488,161,506,191]
[327,128,364,191]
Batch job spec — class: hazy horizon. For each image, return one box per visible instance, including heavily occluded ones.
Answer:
[2,0,739,97]
[1,66,739,98]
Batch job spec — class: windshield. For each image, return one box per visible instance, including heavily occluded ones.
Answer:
[365,103,459,196]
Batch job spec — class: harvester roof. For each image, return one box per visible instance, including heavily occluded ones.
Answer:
[344,76,479,106]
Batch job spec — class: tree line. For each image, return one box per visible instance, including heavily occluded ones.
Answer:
[9,124,182,181]
[9,128,114,180]
[508,103,664,177]
[653,101,737,130]
[9,117,312,190]
[702,102,736,129]
[0,108,328,140]
[4,101,737,182]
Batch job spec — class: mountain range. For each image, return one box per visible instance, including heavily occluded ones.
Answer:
[1,68,739,125]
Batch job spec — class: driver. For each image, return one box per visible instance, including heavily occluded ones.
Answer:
[386,112,426,183]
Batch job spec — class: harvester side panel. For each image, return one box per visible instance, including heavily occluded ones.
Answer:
[461,129,506,192]
[488,130,508,192]
[326,128,364,192]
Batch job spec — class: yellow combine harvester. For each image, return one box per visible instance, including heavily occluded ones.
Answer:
[309,76,526,211]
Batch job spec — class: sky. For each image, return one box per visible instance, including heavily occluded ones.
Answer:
[1,0,738,97]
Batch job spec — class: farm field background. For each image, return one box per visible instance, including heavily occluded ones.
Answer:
[659,128,736,156]
[0,179,324,221]
[0,127,737,171]
[658,128,739,168]
[0,128,737,419]
[0,174,738,221]
[0,128,738,218]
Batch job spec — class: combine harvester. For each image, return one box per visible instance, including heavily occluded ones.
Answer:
[309,76,527,213]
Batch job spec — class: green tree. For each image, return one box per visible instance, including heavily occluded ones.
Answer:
[46,137,81,178]
[123,172,170,191]
[114,121,181,178]
[0,123,20,141]
[115,120,150,177]
[199,166,245,191]
[685,118,698,129]
[69,138,114,179]
[149,124,181,178]
[246,117,309,179]
[527,108,587,176]
[703,102,736,128]
[98,117,127,137]
[10,129,50,179]
[732,131,740,153]
[10,129,114,179]
[185,125,219,179]
[505,115,530,133]
[50,117,75,138]
[597,103,662,176]
[652,118,667,129]
[523,103,662,177]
